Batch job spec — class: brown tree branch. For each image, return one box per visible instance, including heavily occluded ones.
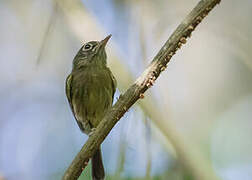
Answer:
[62,0,221,179]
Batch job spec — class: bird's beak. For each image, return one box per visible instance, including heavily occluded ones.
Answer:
[99,34,112,48]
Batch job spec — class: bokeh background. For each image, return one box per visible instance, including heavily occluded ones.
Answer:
[0,0,252,180]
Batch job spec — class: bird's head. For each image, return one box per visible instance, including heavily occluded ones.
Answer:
[73,34,111,69]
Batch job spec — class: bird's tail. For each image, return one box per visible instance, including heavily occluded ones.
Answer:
[92,147,105,180]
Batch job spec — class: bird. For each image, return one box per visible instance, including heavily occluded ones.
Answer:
[65,35,116,180]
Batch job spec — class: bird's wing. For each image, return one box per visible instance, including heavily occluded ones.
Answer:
[65,73,85,132]
[109,69,117,100]
[66,74,74,112]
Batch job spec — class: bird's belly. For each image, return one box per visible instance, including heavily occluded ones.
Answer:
[72,74,113,134]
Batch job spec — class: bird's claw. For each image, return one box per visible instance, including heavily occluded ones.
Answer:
[88,128,96,137]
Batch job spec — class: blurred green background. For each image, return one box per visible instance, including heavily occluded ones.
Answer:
[0,0,252,180]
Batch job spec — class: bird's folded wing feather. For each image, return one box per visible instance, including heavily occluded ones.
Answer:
[108,69,117,100]
[66,74,86,131]
[66,74,74,112]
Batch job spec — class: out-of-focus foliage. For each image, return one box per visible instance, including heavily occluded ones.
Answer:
[0,0,252,180]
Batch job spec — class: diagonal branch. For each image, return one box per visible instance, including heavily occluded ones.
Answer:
[36,2,58,65]
[62,0,221,179]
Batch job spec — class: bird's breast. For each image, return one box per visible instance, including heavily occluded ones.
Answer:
[71,67,114,130]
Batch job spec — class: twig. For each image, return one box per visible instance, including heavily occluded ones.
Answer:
[62,0,221,179]
[36,2,58,65]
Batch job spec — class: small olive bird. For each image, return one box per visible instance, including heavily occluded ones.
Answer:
[65,35,116,180]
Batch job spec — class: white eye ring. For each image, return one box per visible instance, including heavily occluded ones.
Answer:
[82,43,92,51]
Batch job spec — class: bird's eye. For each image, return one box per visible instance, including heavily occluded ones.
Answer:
[82,43,92,51]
